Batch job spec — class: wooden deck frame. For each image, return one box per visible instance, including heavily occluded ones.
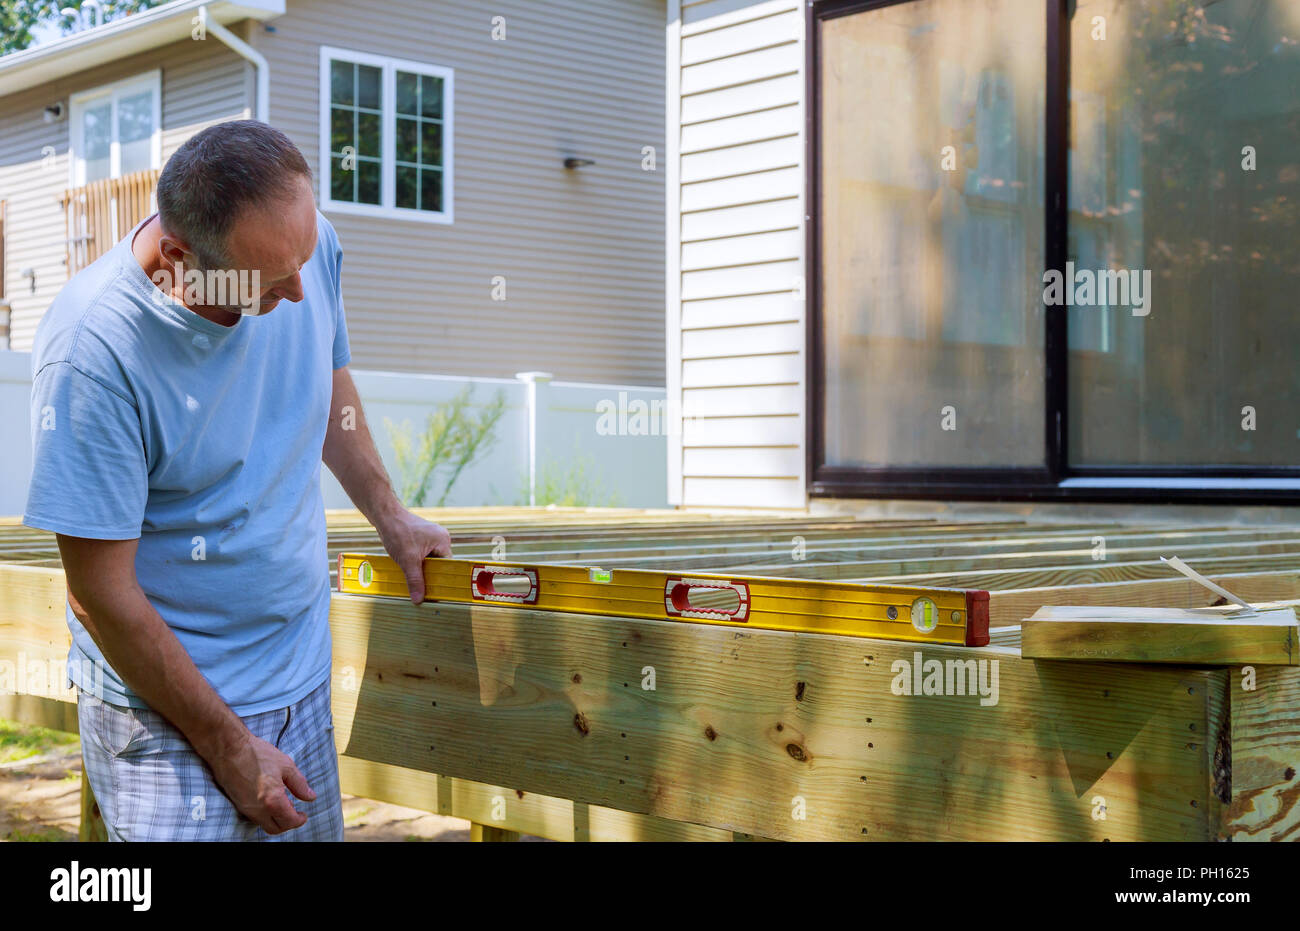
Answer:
[3,509,1300,841]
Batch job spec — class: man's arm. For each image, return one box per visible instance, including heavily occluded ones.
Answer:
[322,366,452,603]
[57,534,315,834]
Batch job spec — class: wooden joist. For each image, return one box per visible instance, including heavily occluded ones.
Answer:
[1021,604,1300,666]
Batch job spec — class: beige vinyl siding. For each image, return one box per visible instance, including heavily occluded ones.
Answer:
[0,86,71,352]
[670,0,805,508]
[0,38,248,350]
[160,38,251,158]
[249,0,665,385]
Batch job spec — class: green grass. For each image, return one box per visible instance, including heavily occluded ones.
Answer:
[344,805,372,825]
[0,719,78,765]
[5,827,67,842]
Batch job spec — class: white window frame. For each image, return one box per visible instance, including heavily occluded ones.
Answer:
[68,70,162,187]
[318,46,455,224]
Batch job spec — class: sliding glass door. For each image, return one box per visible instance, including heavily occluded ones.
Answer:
[810,0,1300,497]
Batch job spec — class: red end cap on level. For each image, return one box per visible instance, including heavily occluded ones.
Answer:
[964,590,990,647]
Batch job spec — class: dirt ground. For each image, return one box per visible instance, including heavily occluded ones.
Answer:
[0,719,542,842]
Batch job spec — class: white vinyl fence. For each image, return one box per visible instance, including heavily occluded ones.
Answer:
[0,350,667,517]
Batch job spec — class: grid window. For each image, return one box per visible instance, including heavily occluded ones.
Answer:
[320,48,454,222]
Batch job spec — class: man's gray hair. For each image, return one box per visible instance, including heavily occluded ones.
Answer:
[155,120,312,269]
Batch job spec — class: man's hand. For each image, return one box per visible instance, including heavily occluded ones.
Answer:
[209,730,316,834]
[375,508,453,603]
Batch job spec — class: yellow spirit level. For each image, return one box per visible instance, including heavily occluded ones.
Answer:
[337,554,990,647]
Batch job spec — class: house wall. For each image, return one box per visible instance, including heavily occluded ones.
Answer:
[245,0,667,386]
[0,37,250,350]
[667,0,806,508]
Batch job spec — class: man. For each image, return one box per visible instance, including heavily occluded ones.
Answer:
[22,120,450,841]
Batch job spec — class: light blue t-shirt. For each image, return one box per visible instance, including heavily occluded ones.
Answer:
[23,211,351,716]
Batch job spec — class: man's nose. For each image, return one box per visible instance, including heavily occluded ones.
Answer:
[268,271,304,303]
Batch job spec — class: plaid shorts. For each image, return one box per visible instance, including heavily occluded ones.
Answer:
[77,676,344,842]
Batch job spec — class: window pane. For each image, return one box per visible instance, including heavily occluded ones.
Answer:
[396,71,418,116]
[420,121,441,167]
[357,159,381,205]
[82,101,111,182]
[120,138,151,175]
[420,167,442,213]
[819,0,1045,469]
[396,116,418,163]
[330,107,352,153]
[117,91,152,143]
[1068,0,1300,467]
[396,165,418,209]
[330,156,353,201]
[420,74,443,119]
[330,60,353,105]
[83,102,110,158]
[357,64,381,110]
[357,110,380,158]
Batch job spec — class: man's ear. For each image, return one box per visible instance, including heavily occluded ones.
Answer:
[157,233,193,270]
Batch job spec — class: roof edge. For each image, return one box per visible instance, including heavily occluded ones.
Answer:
[0,0,285,100]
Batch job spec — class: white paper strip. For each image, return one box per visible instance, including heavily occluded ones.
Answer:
[1160,555,1255,613]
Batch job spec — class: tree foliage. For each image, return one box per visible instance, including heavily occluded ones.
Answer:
[0,1,163,56]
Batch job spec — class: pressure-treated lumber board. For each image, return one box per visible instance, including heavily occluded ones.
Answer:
[0,693,78,733]
[470,823,519,841]
[1204,673,1230,837]
[329,592,1226,841]
[334,756,735,841]
[0,565,73,652]
[1222,665,1300,841]
[989,571,1300,625]
[988,626,1021,648]
[1022,606,1300,666]
[0,566,76,712]
[79,761,109,842]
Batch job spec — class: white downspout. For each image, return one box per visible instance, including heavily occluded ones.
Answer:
[198,6,269,122]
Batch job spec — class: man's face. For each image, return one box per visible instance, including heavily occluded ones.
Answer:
[215,175,319,317]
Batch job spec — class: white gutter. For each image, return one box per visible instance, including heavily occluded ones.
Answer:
[198,5,268,122]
